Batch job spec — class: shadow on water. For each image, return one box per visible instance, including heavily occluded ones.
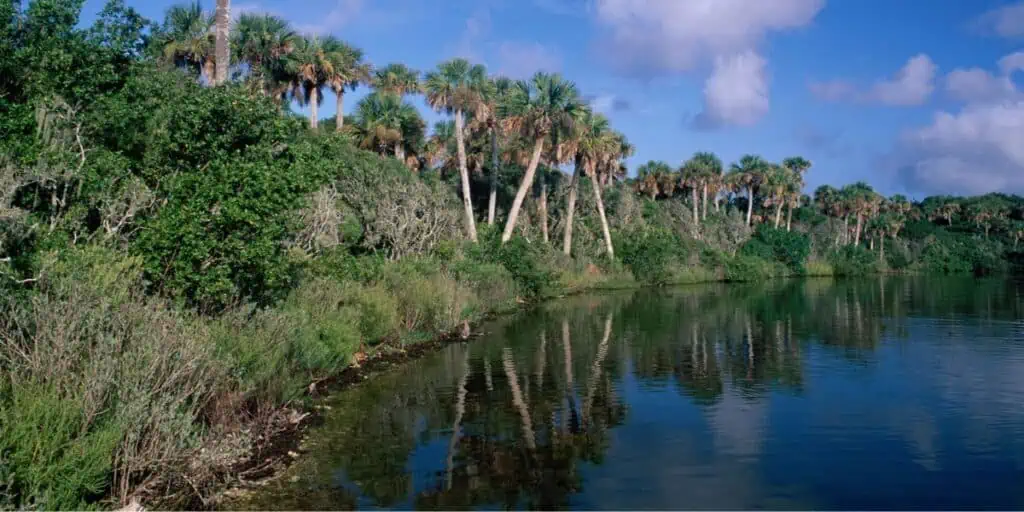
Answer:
[233,276,1024,510]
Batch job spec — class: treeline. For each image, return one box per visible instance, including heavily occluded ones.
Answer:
[2,0,1023,509]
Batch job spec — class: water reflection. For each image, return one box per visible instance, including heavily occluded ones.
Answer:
[237,277,1024,510]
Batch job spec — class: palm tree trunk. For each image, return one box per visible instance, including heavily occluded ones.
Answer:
[746,187,754,225]
[335,90,345,131]
[394,142,404,162]
[842,214,849,245]
[879,235,885,264]
[701,183,708,220]
[310,88,319,130]
[854,213,863,246]
[714,195,720,212]
[502,137,544,243]
[590,165,615,258]
[487,127,500,225]
[583,313,612,427]
[502,348,536,451]
[786,204,794,232]
[774,198,783,228]
[562,160,581,256]
[540,180,549,244]
[454,110,478,242]
[692,187,699,224]
[445,346,470,491]
[214,0,230,86]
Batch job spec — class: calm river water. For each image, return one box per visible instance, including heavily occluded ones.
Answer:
[234,277,1024,510]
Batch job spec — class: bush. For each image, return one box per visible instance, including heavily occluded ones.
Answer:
[467,228,557,299]
[616,227,687,285]
[828,245,879,276]
[725,254,777,282]
[0,247,223,508]
[742,226,811,274]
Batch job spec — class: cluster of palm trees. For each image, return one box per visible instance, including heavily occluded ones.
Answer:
[154,2,634,257]
[812,182,916,253]
[634,154,812,231]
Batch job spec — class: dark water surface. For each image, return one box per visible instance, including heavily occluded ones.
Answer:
[235,277,1024,510]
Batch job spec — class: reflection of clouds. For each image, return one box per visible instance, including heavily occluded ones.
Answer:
[706,390,768,461]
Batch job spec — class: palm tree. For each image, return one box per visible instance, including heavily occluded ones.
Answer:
[843,182,880,246]
[635,161,671,199]
[763,163,792,229]
[500,72,585,244]
[156,2,214,82]
[574,110,620,257]
[696,152,723,219]
[326,40,371,131]
[374,63,420,97]
[232,13,296,95]
[782,157,810,231]
[214,0,230,85]
[683,152,722,223]
[424,58,489,243]
[349,91,425,161]
[478,76,513,226]
[814,184,844,245]
[285,35,340,130]
[729,154,768,226]
[681,157,703,225]
[426,120,457,173]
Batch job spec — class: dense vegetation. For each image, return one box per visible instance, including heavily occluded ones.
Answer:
[2,0,1024,509]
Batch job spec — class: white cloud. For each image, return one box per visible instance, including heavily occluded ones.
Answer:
[295,0,364,34]
[869,54,937,106]
[898,101,1024,195]
[696,51,769,128]
[590,0,823,128]
[998,50,1024,74]
[810,54,936,106]
[971,2,1024,38]
[945,68,1017,102]
[593,0,823,75]
[808,80,856,101]
[496,41,562,79]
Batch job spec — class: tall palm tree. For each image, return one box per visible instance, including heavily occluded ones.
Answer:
[574,110,620,257]
[426,120,457,173]
[349,91,425,161]
[482,76,513,226]
[500,72,585,244]
[728,154,768,226]
[635,161,672,199]
[763,163,792,229]
[682,152,722,224]
[424,58,489,243]
[214,0,230,85]
[232,13,296,95]
[843,182,880,246]
[814,184,843,245]
[326,40,371,131]
[285,35,339,130]
[782,156,811,231]
[374,63,420,97]
[156,2,214,82]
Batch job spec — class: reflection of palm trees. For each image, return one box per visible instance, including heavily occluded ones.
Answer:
[583,312,613,427]
[503,347,537,450]
[445,345,470,490]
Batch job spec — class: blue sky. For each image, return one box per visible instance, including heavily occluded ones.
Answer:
[81,0,1024,198]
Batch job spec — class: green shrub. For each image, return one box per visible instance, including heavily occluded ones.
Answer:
[805,259,835,276]
[725,254,776,282]
[616,227,687,285]
[828,245,879,276]
[467,229,556,299]
[742,226,811,274]
[0,384,121,510]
